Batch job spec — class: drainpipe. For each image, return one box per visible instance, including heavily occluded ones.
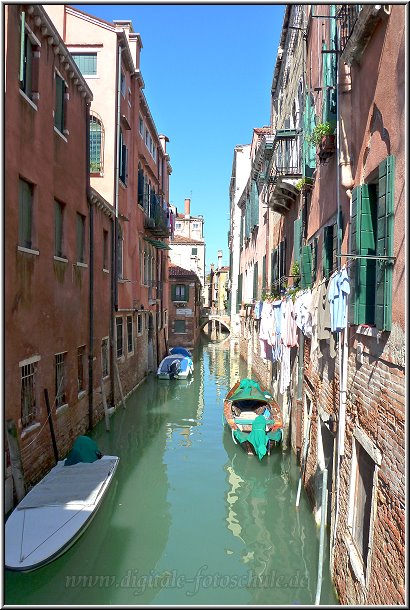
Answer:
[331,7,349,571]
[110,41,122,404]
[86,99,94,431]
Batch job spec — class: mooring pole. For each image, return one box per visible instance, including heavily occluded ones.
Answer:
[315,467,328,605]
[44,388,59,464]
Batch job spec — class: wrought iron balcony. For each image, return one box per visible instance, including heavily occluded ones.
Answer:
[337,5,388,65]
[337,5,361,54]
[141,193,170,238]
[266,129,302,215]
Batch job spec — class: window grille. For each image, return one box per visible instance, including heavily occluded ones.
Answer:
[127,315,133,353]
[55,353,66,408]
[21,363,36,427]
[116,317,123,358]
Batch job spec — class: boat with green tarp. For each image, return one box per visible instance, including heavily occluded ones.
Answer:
[223,378,283,460]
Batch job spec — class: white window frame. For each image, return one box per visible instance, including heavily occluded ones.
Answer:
[346,427,381,590]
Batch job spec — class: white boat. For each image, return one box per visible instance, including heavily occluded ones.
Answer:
[157,353,193,379]
[5,451,119,572]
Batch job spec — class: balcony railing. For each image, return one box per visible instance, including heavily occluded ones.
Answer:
[337,5,362,54]
[141,193,170,237]
[271,129,303,180]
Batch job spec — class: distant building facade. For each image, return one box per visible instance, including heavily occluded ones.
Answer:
[169,198,205,294]
[168,265,202,349]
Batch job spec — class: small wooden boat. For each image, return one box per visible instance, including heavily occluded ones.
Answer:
[5,436,119,572]
[157,353,193,379]
[223,378,283,460]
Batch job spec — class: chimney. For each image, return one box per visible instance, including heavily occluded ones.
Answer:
[159,134,169,154]
[184,198,191,217]
[217,250,222,270]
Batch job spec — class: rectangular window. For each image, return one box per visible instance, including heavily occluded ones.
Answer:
[55,200,64,258]
[127,315,133,353]
[19,12,33,98]
[139,115,144,135]
[174,319,186,333]
[21,362,36,427]
[77,345,86,394]
[76,213,86,263]
[119,130,128,185]
[175,222,182,230]
[253,261,259,300]
[116,317,123,358]
[71,53,97,76]
[191,247,198,255]
[55,352,67,408]
[172,284,188,302]
[18,178,33,249]
[103,229,109,270]
[101,338,109,378]
[54,72,65,133]
[120,70,126,97]
[163,310,168,327]
[137,313,143,336]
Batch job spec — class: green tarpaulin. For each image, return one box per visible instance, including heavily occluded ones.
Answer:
[230,378,272,403]
[65,436,102,466]
[234,414,282,460]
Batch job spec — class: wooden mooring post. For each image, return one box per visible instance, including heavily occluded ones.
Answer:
[6,419,25,502]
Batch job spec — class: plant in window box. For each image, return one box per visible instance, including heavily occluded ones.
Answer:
[295,177,314,193]
[307,122,336,159]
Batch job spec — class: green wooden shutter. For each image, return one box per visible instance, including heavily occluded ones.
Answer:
[294,218,302,264]
[303,93,316,177]
[262,255,266,293]
[322,225,332,278]
[375,156,395,331]
[237,273,242,312]
[251,180,259,229]
[350,185,377,325]
[271,248,278,292]
[171,284,176,301]
[301,245,312,288]
[311,237,318,283]
[253,261,258,300]
[184,284,189,302]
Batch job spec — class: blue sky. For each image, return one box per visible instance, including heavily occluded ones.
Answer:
[74,3,285,271]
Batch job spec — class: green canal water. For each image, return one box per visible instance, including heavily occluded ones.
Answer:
[4,339,339,605]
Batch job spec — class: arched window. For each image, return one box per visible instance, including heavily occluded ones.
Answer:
[90,113,104,173]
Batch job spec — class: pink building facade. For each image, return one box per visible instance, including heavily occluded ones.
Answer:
[5,4,173,509]
[230,4,405,604]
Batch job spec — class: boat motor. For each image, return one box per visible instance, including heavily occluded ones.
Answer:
[169,359,181,379]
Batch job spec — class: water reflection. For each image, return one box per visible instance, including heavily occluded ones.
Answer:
[4,340,338,605]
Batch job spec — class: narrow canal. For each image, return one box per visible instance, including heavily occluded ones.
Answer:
[5,339,339,605]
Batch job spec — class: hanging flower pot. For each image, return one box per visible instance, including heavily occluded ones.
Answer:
[318,134,336,160]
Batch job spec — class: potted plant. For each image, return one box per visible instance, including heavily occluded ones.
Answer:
[290,261,301,287]
[295,176,314,192]
[306,122,336,159]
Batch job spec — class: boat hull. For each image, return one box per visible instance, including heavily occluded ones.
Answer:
[223,379,283,458]
[157,355,193,379]
[5,455,119,572]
